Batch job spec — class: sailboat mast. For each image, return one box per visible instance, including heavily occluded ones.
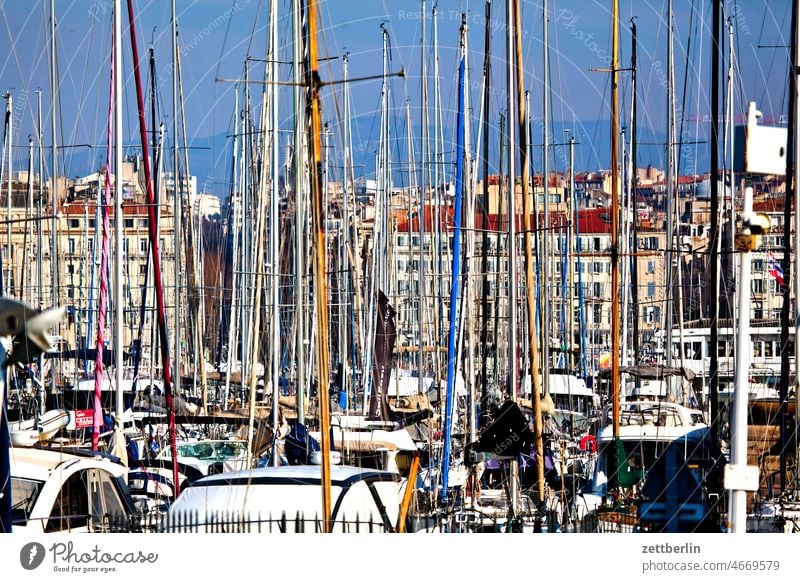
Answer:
[49,0,58,395]
[709,0,722,478]
[224,89,239,410]
[5,92,11,297]
[664,0,675,397]
[505,0,520,515]
[440,14,468,506]
[779,2,795,493]
[114,0,124,420]
[790,0,800,490]
[269,0,281,466]
[610,0,620,437]
[514,0,545,504]
[171,0,182,425]
[419,0,428,395]
[305,0,333,532]
[479,0,491,410]
[126,0,179,493]
[541,0,551,388]
[568,132,575,372]
[37,90,43,305]
[293,0,306,424]
[630,19,640,377]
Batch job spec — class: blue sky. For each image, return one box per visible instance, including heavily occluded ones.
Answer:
[0,1,793,195]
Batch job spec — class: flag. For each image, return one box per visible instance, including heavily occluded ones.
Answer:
[768,251,785,286]
[368,290,396,421]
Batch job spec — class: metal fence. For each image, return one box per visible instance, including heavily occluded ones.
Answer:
[102,512,388,533]
[99,510,636,533]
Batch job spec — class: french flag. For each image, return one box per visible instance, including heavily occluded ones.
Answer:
[768,251,785,286]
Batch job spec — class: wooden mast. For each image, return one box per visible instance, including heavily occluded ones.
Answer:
[513,0,545,503]
[305,0,333,532]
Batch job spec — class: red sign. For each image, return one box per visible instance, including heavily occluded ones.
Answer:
[74,409,94,429]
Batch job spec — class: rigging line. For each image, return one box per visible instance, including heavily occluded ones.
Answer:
[0,4,45,133]
[52,0,103,178]
[550,1,568,168]
[74,1,105,176]
[586,74,610,171]
[245,0,265,59]
[213,0,240,84]
[319,3,349,187]
[752,0,774,106]
[732,1,749,118]
[359,91,383,182]
[675,0,696,179]
[637,0,668,170]
[755,0,790,111]
[689,0,704,177]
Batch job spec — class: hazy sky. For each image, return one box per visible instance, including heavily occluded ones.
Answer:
[0,1,793,193]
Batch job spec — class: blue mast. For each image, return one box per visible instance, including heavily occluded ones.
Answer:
[440,22,467,505]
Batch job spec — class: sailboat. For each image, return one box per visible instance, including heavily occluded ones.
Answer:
[573,0,721,534]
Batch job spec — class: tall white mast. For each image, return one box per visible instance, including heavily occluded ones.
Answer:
[293,0,306,424]
[172,0,182,404]
[418,0,428,394]
[542,0,551,391]
[114,0,124,419]
[49,0,58,395]
[664,0,676,398]
[268,0,281,465]
[505,0,519,514]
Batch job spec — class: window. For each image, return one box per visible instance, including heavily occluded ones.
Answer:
[139,238,148,254]
[68,238,76,254]
[11,478,43,526]
[647,282,656,298]
[69,218,80,228]
[46,471,89,532]
[594,262,603,274]
[647,260,655,274]
[752,279,764,294]
[593,282,603,297]
[89,470,127,529]
[765,341,774,358]
[753,341,763,358]
[593,304,602,324]
[140,264,147,275]
[124,218,134,228]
